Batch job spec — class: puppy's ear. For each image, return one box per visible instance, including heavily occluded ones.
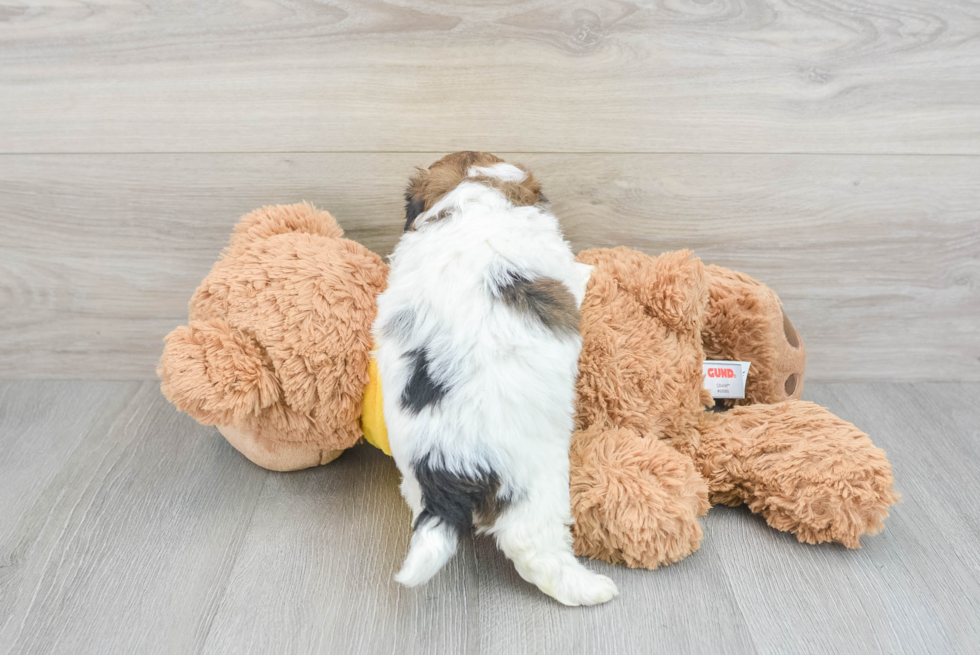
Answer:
[404,167,429,232]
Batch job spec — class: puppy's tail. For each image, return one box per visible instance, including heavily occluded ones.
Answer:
[395,514,460,587]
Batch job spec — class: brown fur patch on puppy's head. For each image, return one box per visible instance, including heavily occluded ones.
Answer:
[404,151,544,231]
[470,169,544,209]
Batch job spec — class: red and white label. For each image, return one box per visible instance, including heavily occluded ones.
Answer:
[703,360,751,399]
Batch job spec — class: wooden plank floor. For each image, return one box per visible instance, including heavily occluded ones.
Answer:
[1,380,977,655]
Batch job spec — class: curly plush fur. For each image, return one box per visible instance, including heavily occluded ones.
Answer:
[159,203,387,470]
[702,264,807,405]
[159,199,898,569]
[570,246,898,568]
[695,402,896,548]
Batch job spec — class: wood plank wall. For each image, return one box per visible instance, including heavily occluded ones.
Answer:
[1,1,978,380]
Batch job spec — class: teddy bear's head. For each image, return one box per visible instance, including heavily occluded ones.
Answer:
[158,203,388,471]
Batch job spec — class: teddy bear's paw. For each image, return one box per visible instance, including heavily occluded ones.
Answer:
[570,426,710,569]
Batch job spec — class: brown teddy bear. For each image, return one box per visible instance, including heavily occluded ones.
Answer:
[159,202,897,570]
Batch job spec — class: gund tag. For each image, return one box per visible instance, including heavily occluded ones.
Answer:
[703,360,751,399]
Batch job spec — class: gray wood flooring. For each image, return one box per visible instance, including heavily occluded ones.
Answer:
[1,380,977,655]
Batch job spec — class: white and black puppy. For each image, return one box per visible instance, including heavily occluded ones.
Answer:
[373,152,618,606]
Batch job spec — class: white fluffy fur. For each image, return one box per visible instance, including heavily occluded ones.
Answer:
[468,163,528,182]
[374,163,618,606]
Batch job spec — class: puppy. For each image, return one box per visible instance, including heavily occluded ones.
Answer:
[373,152,618,606]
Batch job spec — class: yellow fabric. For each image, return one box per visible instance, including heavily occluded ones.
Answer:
[360,356,391,455]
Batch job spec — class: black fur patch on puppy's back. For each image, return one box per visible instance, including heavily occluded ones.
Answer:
[401,347,449,414]
[412,454,510,533]
[494,272,579,337]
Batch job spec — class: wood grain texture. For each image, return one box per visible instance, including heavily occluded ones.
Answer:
[0,381,270,655]
[0,380,977,655]
[1,1,979,154]
[800,383,980,653]
[0,380,137,615]
[711,382,980,655]
[1,153,977,380]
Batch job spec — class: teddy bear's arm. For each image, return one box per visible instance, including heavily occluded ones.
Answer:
[694,401,899,548]
[702,265,807,406]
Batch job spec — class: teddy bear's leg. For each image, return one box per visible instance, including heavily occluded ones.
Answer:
[569,425,710,569]
[695,402,898,548]
[702,265,806,405]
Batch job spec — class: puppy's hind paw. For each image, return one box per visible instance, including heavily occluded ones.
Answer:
[552,568,619,607]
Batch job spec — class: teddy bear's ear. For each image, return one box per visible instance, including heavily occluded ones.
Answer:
[158,318,279,426]
[229,202,343,251]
